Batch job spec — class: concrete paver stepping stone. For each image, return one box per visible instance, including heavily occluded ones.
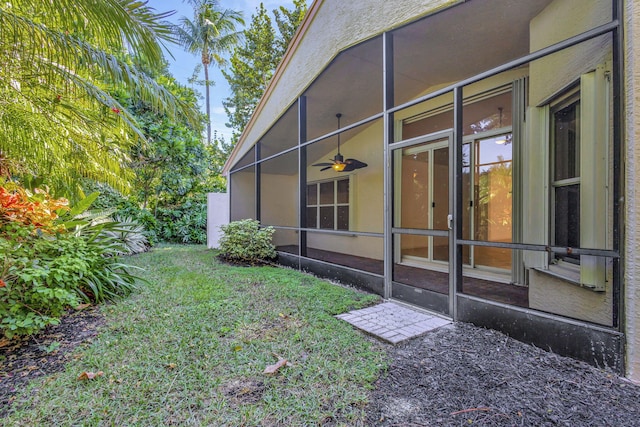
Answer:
[336,301,452,344]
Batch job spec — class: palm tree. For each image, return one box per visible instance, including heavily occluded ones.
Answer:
[0,0,200,196]
[173,0,244,145]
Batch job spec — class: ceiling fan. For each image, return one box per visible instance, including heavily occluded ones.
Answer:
[312,113,368,172]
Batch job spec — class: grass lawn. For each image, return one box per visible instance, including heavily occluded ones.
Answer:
[5,245,387,426]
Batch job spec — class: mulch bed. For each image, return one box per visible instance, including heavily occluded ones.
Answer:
[2,306,640,426]
[0,306,105,417]
[365,323,640,426]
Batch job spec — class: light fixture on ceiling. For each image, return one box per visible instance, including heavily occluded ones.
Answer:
[312,113,367,172]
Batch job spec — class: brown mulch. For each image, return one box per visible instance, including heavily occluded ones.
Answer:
[2,305,640,426]
[365,322,640,427]
[0,306,105,417]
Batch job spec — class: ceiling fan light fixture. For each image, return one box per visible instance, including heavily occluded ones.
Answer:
[311,113,368,173]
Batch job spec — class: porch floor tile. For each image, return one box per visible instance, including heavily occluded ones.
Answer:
[336,301,451,344]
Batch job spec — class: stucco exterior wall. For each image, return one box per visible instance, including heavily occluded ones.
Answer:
[529,269,613,326]
[231,0,460,165]
[624,0,640,382]
[306,120,384,233]
[306,120,384,260]
[207,193,229,249]
[229,170,256,221]
[260,173,298,227]
[529,0,611,106]
[526,0,613,324]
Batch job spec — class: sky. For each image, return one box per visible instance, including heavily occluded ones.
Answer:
[146,0,301,142]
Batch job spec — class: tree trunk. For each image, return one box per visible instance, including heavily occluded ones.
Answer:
[204,62,211,145]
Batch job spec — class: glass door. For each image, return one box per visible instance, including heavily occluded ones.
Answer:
[391,132,451,315]
[468,133,513,272]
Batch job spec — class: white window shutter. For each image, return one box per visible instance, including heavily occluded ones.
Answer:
[579,64,610,291]
[523,105,549,270]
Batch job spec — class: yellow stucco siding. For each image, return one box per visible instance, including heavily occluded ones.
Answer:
[260,173,298,227]
[529,0,612,106]
[306,120,384,260]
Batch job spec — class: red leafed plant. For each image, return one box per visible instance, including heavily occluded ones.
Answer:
[0,185,69,232]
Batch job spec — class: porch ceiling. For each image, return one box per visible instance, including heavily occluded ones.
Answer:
[393,0,553,105]
[304,0,553,141]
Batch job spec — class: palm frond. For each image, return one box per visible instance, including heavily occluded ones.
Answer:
[0,1,202,195]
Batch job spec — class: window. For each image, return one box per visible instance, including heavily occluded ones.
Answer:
[306,178,349,230]
[551,92,580,264]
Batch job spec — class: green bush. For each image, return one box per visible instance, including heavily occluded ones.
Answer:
[155,194,207,244]
[218,219,276,264]
[0,219,139,339]
[103,215,150,255]
[0,226,78,338]
[81,180,158,245]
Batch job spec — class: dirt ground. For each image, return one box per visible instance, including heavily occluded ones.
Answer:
[366,323,640,426]
[0,306,105,417]
[2,307,640,426]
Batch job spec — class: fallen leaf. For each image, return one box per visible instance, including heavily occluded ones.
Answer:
[263,358,288,375]
[165,363,177,370]
[77,371,104,381]
[0,338,10,348]
[75,303,92,310]
[232,345,243,352]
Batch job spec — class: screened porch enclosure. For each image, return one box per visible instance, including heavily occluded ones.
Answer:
[228,0,622,369]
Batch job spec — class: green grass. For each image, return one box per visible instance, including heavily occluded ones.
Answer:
[5,245,387,426]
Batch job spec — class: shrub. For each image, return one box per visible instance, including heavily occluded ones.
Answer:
[0,184,69,232]
[82,180,158,245]
[0,221,140,339]
[155,195,207,244]
[0,184,142,339]
[102,215,150,255]
[218,219,276,264]
[0,224,79,338]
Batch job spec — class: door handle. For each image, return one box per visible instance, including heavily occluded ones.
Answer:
[447,214,453,230]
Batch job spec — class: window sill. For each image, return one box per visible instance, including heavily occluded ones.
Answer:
[532,263,605,292]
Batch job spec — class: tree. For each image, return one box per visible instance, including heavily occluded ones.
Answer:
[273,0,308,58]
[113,74,204,208]
[173,0,244,145]
[222,3,278,143]
[0,0,199,197]
[222,1,308,144]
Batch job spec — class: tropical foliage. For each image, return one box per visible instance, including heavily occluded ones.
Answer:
[0,0,199,196]
[103,71,222,244]
[218,219,276,264]
[0,183,140,339]
[223,0,307,143]
[273,0,308,58]
[173,0,244,144]
[0,184,69,231]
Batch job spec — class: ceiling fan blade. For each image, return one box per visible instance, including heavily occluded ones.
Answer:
[341,163,356,172]
[313,162,333,167]
[345,159,368,169]
[320,166,333,171]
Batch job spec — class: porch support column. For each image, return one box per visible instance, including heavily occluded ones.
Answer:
[383,31,394,299]
[612,0,623,331]
[449,87,464,318]
[255,143,261,221]
[299,96,308,258]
